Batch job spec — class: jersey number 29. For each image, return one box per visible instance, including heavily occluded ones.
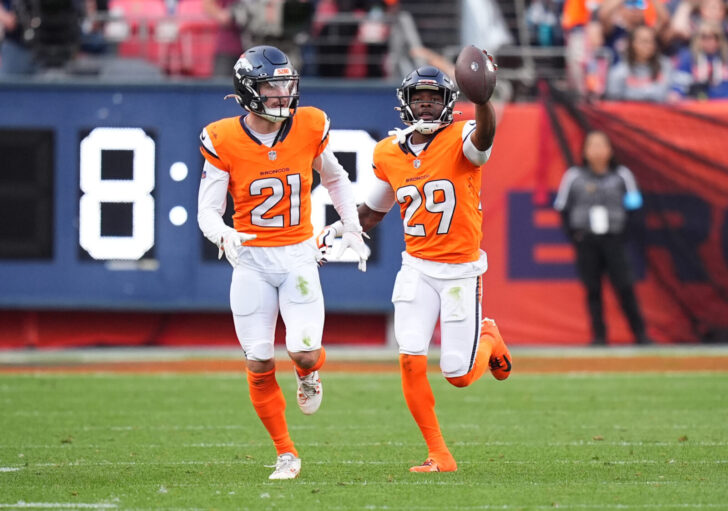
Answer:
[397,179,455,237]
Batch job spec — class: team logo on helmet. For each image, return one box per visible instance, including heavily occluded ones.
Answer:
[235,58,253,73]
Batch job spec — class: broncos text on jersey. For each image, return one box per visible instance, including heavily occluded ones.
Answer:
[373,120,483,263]
[200,107,330,246]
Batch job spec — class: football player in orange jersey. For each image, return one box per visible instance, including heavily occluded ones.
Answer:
[321,64,512,472]
[197,46,370,480]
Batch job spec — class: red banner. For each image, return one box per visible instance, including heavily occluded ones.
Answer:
[476,100,728,345]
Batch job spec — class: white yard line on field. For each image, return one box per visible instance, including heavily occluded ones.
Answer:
[22,420,707,434]
[4,458,724,470]
[0,503,116,509]
[3,344,728,365]
[2,440,726,449]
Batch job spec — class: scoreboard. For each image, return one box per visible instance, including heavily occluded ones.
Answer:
[0,81,405,311]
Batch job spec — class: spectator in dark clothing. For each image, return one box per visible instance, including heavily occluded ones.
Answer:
[0,0,36,75]
[554,130,652,346]
[1,0,83,75]
[80,0,109,54]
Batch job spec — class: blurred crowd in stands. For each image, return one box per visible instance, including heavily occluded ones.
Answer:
[0,0,398,79]
[2,0,727,102]
[528,0,728,100]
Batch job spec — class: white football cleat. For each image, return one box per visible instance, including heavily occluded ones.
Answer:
[268,452,301,480]
[295,370,323,415]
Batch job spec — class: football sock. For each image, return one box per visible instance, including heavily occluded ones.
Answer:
[445,326,494,388]
[247,368,298,457]
[399,354,454,465]
[294,346,326,378]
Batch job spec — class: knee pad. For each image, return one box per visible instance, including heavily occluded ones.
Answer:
[440,351,468,378]
[396,330,429,356]
[240,339,274,361]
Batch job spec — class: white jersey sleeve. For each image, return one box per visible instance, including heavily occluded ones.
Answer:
[197,160,233,246]
[315,144,361,229]
[461,120,492,166]
[365,175,396,213]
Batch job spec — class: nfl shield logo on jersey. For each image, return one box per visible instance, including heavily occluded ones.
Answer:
[413,159,421,169]
[268,150,277,161]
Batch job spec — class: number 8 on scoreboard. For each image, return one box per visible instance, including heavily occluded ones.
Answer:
[78,127,156,261]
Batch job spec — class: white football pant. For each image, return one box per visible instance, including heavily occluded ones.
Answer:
[392,265,483,378]
[230,263,324,361]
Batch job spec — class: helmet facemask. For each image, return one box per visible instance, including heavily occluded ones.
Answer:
[231,47,300,123]
[242,76,299,123]
[396,73,459,135]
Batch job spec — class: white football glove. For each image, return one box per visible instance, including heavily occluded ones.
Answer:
[315,221,370,272]
[218,229,257,267]
[338,229,371,272]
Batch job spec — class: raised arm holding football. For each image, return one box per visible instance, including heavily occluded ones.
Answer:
[454,45,497,105]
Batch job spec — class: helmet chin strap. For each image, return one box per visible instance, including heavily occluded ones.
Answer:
[414,121,443,135]
[226,93,291,122]
[388,119,425,144]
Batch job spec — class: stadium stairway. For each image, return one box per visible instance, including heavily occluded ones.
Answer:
[397,0,462,53]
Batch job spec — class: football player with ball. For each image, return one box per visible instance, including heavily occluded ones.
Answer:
[323,46,512,472]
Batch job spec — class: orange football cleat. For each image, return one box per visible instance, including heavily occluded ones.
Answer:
[482,318,512,381]
[409,456,458,473]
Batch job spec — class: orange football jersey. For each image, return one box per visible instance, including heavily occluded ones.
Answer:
[373,121,483,263]
[200,107,329,246]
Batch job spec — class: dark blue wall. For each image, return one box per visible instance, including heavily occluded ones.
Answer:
[0,81,407,311]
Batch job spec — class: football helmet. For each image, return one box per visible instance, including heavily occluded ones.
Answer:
[396,66,459,135]
[232,46,300,122]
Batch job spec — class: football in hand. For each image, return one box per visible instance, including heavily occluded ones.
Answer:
[454,45,497,104]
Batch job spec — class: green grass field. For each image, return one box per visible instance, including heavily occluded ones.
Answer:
[1,371,727,510]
